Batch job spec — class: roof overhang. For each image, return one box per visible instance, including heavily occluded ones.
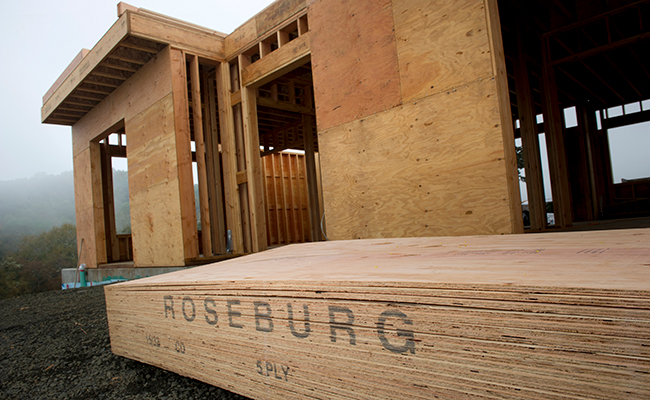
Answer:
[42,7,226,126]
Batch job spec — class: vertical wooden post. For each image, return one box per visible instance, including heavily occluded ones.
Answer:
[188,54,212,257]
[100,140,120,261]
[171,48,199,260]
[302,114,321,242]
[90,142,108,265]
[514,22,546,231]
[484,0,524,234]
[216,61,244,254]
[204,75,227,254]
[577,104,599,221]
[541,39,573,228]
[239,54,267,253]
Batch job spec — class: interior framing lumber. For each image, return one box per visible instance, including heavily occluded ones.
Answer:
[171,48,200,261]
[216,62,244,255]
[188,53,213,257]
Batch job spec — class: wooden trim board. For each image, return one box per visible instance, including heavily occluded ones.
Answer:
[106,228,650,399]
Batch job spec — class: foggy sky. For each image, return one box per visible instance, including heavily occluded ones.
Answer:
[0,0,274,182]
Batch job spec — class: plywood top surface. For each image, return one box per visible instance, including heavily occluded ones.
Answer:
[111,228,650,291]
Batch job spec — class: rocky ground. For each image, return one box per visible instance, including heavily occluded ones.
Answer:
[0,286,250,400]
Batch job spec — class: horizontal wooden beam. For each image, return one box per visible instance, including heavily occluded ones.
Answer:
[549,32,650,66]
[241,32,310,88]
[236,170,248,185]
[257,96,314,115]
[231,90,242,106]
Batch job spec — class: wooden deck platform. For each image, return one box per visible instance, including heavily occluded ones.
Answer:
[105,228,650,399]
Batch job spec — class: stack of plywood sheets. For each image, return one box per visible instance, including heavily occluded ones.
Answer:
[105,229,650,399]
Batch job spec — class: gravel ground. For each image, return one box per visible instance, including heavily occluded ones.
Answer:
[0,286,251,400]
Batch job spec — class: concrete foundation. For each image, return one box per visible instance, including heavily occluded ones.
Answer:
[61,266,188,290]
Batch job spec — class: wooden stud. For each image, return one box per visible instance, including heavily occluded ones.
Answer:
[514,21,546,231]
[277,30,290,47]
[302,114,320,242]
[298,15,308,36]
[485,0,524,234]
[232,104,252,253]
[216,62,244,254]
[100,140,120,262]
[189,54,212,257]
[239,54,268,253]
[171,48,199,260]
[541,39,573,228]
[259,41,272,58]
[90,142,108,265]
[204,75,227,254]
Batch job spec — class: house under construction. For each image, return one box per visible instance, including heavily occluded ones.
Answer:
[43,0,650,271]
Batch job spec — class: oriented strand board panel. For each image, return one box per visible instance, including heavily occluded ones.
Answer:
[105,228,650,400]
[319,78,512,240]
[309,0,402,131]
[126,94,185,267]
[392,0,494,102]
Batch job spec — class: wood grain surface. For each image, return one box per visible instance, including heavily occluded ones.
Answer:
[106,228,650,399]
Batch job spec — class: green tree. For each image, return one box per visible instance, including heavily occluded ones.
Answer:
[516,145,526,182]
[0,224,78,298]
[0,256,25,298]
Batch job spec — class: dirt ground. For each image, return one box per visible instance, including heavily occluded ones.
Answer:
[0,286,251,400]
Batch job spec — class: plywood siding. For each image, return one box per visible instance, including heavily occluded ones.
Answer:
[263,153,311,245]
[73,148,101,268]
[71,47,174,157]
[70,47,178,267]
[319,79,513,240]
[126,94,185,266]
[224,19,257,58]
[392,0,493,103]
[224,0,307,59]
[256,0,306,37]
[308,0,402,131]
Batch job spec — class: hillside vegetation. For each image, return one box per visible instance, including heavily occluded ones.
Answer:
[0,171,127,298]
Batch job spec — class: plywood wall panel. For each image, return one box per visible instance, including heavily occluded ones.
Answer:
[71,47,173,156]
[126,95,178,196]
[319,78,512,240]
[224,19,257,59]
[126,93,185,267]
[256,0,306,37]
[392,0,493,103]
[73,148,98,268]
[129,181,185,267]
[309,0,401,131]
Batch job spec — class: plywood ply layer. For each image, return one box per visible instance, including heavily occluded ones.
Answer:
[106,228,650,400]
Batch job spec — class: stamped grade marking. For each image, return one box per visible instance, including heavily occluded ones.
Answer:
[256,360,290,381]
[145,333,160,347]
